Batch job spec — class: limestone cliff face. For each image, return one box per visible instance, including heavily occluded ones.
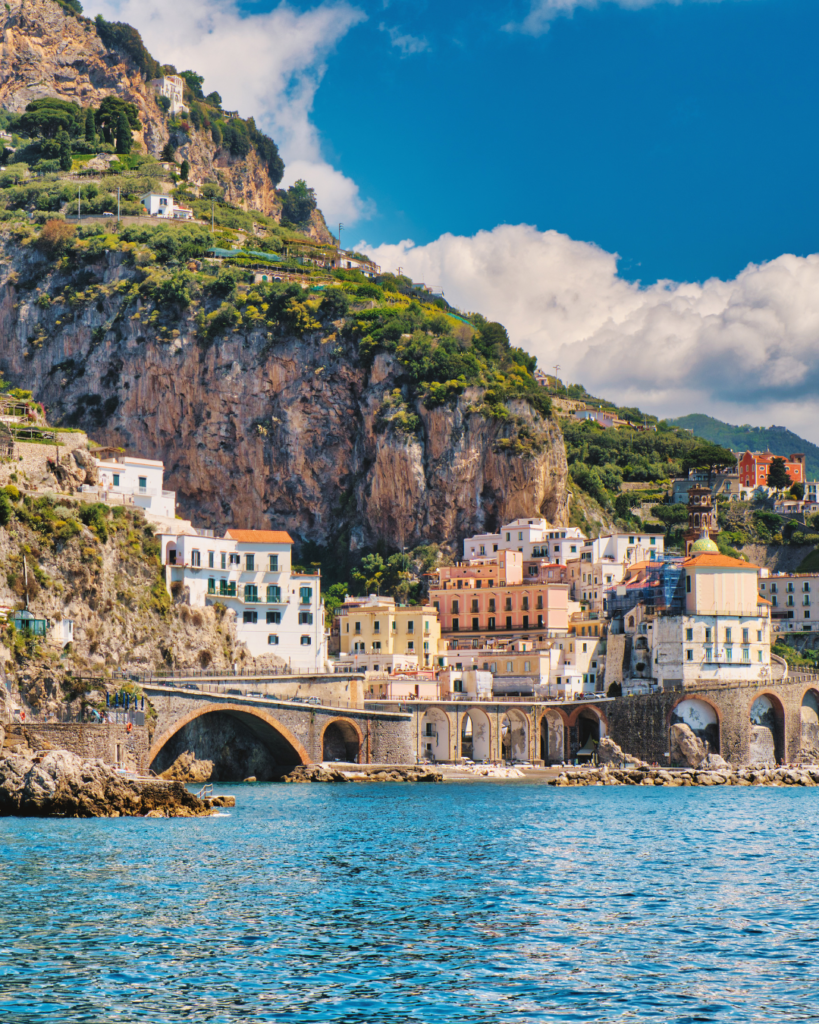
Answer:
[0,0,289,220]
[0,241,570,552]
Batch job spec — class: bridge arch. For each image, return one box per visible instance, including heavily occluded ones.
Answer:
[501,708,529,762]
[539,708,568,764]
[800,688,819,756]
[668,696,721,763]
[321,717,363,763]
[420,706,451,762]
[460,708,491,761]
[749,691,786,765]
[148,702,310,780]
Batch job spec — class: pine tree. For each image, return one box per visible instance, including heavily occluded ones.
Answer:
[161,140,176,163]
[58,129,72,172]
[84,107,97,146]
[115,111,132,155]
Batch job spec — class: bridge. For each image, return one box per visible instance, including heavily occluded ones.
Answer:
[143,683,413,779]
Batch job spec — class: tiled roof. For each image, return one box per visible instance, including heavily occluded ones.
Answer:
[683,553,759,570]
[225,529,293,544]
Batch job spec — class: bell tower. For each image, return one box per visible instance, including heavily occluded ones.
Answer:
[684,485,719,556]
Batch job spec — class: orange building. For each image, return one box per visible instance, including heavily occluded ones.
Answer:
[738,450,804,489]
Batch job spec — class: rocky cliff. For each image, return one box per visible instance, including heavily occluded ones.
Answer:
[0,233,570,553]
[0,0,299,223]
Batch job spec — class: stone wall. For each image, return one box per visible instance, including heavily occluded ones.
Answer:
[606,675,819,765]
[23,721,149,771]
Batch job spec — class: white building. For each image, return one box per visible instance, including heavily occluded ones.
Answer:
[581,532,664,565]
[93,455,176,519]
[140,193,193,220]
[462,518,587,565]
[150,75,188,114]
[159,528,327,668]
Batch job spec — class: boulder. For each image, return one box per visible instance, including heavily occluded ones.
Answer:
[0,750,214,817]
[158,750,215,783]
[670,723,706,767]
[699,752,728,770]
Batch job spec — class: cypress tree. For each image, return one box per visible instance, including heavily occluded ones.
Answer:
[58,129,72,172]
[115,111,132,154]
[85,107,97,145]
[180,159,190,181]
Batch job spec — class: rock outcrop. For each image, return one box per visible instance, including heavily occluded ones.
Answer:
[550,764,819,787]
[670,722,706,768]
[0,749,233,816]
[283,764,443,783]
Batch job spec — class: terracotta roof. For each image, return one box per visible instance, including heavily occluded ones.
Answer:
[683,553,759,570]
[225,529,293,544]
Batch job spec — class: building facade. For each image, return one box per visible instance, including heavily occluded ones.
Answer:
[93,455,176,519]
[738,450,805,489]
[159,528,326,668]
[150,75,187,114]
[758,571,819,633]
[336,596,441,670]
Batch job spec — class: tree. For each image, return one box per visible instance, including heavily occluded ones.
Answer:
[682,441,737,484]
[281,179,316,227]
[57,129,72,172]
[790,481,805,500]
[36,219,76,255]
[96,96,140,145]
[160,140,176,163]
[352,553,385,595]
[474,320,511,363]
[614,492,635,521]
[650,502,690,537]
[180,70,205,99]
[84,107,97,145]
[19,99,82,139]
[767,457,791,493]
[322,581,348,627]
[115,111,132,154]
[318,288,349,321]
[205,91,222,109]
[180,159,190,181]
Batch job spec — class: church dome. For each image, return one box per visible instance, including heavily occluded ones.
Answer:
[691,535,719,554]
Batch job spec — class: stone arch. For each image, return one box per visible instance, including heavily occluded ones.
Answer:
[148,702,309,780]
[460,708,491,761]
[668,696,721,765]
[749,692,786,764]
[500,708,529,762]
[539,708,568,764]
[800,688,819,757]
[569,706,607,761]
[420,706,450,762]
[321,717,363,763]
[164,538,177,564]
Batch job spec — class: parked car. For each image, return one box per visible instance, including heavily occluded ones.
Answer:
[102,211,114,217]
[247,691,265,698]
[182,683,198,691]
[226,688,243,696]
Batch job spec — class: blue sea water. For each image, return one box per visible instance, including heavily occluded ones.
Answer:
[1,782,818,1023]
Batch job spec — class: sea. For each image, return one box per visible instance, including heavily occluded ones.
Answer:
[1,782,818,1023]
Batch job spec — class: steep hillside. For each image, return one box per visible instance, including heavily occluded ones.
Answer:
[0,221,569,556]
[0,0,327,232]
[669,414,819,479]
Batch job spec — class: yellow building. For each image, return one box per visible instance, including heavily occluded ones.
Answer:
[337,597,442,669]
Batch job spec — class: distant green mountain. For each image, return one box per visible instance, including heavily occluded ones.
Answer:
[669,415,819,481]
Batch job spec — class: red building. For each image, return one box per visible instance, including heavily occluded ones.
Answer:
[738,451,805,489]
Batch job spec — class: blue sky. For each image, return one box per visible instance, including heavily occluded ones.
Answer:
[92,0,819,438]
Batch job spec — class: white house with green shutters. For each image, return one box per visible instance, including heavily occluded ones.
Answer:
[158,528,327,669]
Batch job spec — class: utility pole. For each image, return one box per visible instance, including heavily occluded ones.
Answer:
[77,185,81,221]
[553,364,561,394]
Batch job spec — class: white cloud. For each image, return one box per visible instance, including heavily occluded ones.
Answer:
[363,225,819,440]
[505,0,737,37]
[86,0,371,224]
[379,22,430,55]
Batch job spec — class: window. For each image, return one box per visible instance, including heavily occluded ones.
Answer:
[488,599,496,612]
[506,616,512,629]
[742,647,750,662]
[507,661,513,672]
[230,553,240,566]
[742,628,749,643]
[243,611,258,624]
[424,641,429,652]
[300,587,312,605]
[266,611,281,624]
[518,531,523,541]
[300,636,312,646]
[505,597,512,611]
[245,554,255,571]
[582,642,587,653]
[537,615,544,627]
[354,621,361,634]
[269,554,279,572]
[207,578,215,594]
[705,627,712,642]
[138,476,147,490]
[488,616,495,630]
[452,618,459,631]
[725,628,732,643]
[112,473,120,486]
[471,599,479,612]
[245,584,258,603]
[472,617,479,631]
[686,650,693,661]
[208,551,214,569]
[221,552,227,570]
[686,575,691,593]
[374,621,381,634]
[771,584,777,593]
[571,545,577,554]
[506,533,510,541]
[407,641,414,651]
[451,600,459,614]
[725,647,733,661]
[757,630,762,642]
[523,615,529,628]
[650,536,656,545]
[267,585,281,603]
[757,650,763,662]
[705,646,712,662]
[407,620,415,633]
[373,641,382,651]
[522,596,529,610]
[299,612,313,624]
[268,634,279,645]
[686,628,693,641]
[191,549,201,567]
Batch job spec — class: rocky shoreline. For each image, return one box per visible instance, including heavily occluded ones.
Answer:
[0,750,235,817]
[283,763,443,783]
[551,764,819,787]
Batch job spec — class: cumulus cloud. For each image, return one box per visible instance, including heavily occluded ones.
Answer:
[87,0,371,224]
[364,225,819,439]
[379,22,431,55]
[506,0,738,37]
